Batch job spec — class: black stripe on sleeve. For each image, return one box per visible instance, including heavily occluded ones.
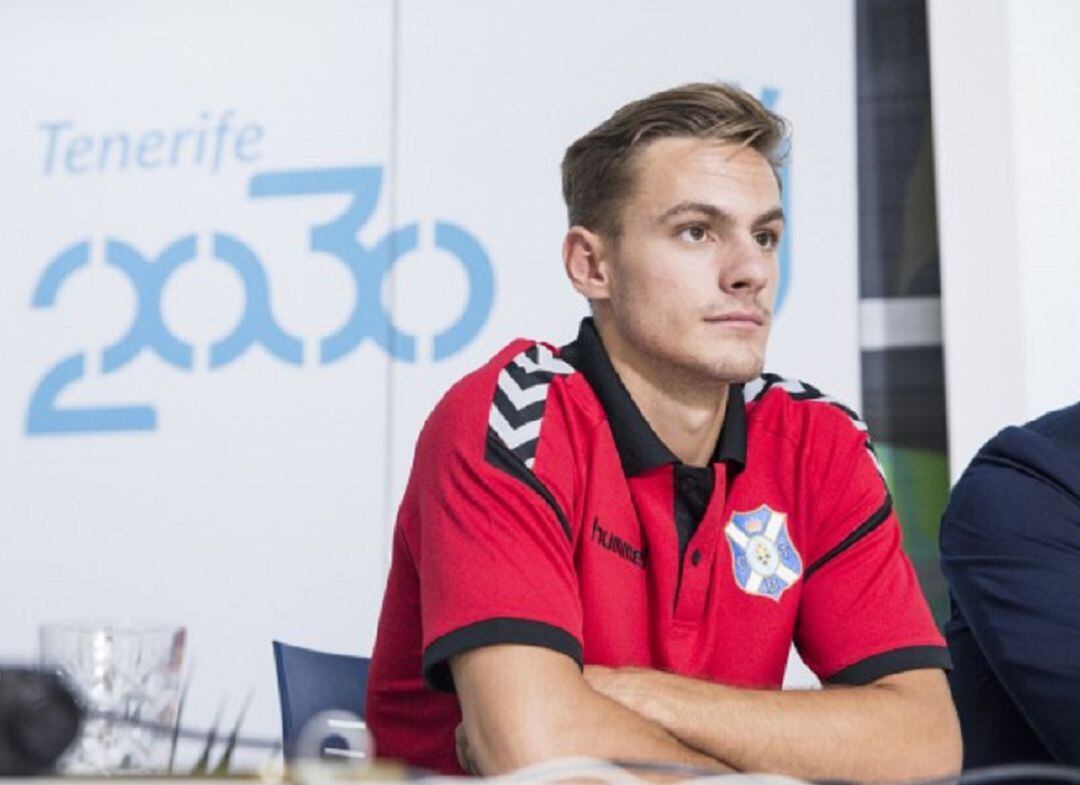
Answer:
[803,494,893,581]
[485,429,572,540]
[423,617,584,692]
[492,383,546,427]
[756,372,784,398]
[503,358,556,389]
[514,437,539,464]
[826,645,953,686]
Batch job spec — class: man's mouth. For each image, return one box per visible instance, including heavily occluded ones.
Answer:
[703,311,766,328]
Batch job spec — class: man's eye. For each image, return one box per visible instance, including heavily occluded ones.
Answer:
[754,230,779,249]
[679,225,709,243]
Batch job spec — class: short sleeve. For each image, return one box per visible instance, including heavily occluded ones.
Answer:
[794,410,949,684]
[408,375,583,693]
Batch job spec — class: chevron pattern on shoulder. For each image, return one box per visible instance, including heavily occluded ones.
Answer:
[742,374,777,404]
[488,343,574,469]
[744,372,884,477]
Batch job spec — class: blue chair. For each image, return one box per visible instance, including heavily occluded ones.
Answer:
[272,640,371,761]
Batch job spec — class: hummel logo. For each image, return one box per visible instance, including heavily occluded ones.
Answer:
[590,518,646,569]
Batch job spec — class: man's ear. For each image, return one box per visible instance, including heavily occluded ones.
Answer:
[563,226,612,302]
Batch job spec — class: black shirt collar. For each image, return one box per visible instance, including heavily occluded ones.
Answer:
[559,318,747,477]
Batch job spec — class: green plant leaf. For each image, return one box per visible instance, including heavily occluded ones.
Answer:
[213,689,254,775]
[169,667,193,774]
[190,697,226,776]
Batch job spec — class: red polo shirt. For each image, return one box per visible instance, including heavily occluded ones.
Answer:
[366,319,948,774]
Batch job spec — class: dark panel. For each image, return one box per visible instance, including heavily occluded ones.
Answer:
[860,347,948,453]
[856,0,941,300]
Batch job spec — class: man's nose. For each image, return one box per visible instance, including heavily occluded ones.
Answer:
[718,234,773,295]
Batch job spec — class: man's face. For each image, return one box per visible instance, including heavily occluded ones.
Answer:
[597,137,782,385]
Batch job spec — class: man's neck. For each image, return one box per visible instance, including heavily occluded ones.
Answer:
[596,322,728,468]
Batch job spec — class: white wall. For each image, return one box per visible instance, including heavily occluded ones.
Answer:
[929,0,1080,480]
[0,0,398,754]
[0,0,860,746]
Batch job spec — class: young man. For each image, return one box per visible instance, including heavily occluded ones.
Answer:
[366,83,960,780]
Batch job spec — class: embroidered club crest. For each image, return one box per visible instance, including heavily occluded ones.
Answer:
[725,505,803,601]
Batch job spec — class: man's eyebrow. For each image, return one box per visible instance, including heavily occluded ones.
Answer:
[655,202,785,226]
[656,201,728,224]
[753,207,785,227]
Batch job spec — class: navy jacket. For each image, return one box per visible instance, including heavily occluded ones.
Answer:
[941,402,1080,767]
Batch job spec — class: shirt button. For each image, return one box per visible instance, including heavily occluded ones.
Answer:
[691,549,702,566]
[679,476,695,491]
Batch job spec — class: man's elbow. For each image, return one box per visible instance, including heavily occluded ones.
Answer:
[913,715,962,780]
[451,645,596,775]
[938,708,964,776]
[467,719,566,776]
[873,670,963,780]
[899,689,963,779]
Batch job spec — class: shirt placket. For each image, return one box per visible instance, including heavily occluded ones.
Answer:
[673,466,727,623]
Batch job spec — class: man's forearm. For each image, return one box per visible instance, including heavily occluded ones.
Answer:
[585,667,960,782]
[452,645,732,777]
[466,682,730,776]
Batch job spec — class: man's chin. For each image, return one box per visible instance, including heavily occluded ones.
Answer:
[703,357,765,385]
[722,370,764,385]
[647,343,764,387]
[690,339,766,384]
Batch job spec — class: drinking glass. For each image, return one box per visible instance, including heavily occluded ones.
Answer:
[39,621,186,774]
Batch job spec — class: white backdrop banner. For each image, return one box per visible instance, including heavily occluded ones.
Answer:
[0,0,859,745]
[929,0,1080,480]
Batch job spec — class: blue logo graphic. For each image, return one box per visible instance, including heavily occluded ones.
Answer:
[759,87,792,314]
[724,505,803,602]
[27,166,495,436]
